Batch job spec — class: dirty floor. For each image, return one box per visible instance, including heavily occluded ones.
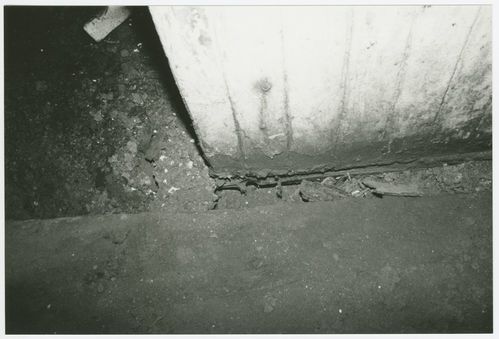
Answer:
[4,6,493,335]
[6,192,492,334]
[5,6,216,220]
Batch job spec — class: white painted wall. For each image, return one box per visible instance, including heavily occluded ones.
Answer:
[150,6,491,175]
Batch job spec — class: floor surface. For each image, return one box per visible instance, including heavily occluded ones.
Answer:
[6,192,492,333]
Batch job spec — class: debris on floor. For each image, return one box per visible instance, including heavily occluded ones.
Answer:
[361,178,423,197]
[294,179,348,202]
[215,160,491,208]
[263,294,278,313]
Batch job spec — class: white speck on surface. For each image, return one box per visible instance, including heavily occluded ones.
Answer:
[133,48,139,52]
[168,186,180,194]
[186,161,193,169]
[47,304,51,310]
[339,309,342,314]
[268,132,285,140]
[378,285,381,289]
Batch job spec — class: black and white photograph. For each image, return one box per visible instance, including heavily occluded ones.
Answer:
[2,1,494,334]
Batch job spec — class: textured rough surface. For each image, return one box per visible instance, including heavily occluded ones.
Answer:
[6,192,492,333]
[4,7,216,220]
[214,159,491,210]
[149,6,492,177]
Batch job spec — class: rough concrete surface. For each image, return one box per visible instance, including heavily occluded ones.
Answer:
[4,7,216,220]
[6,192,492,334]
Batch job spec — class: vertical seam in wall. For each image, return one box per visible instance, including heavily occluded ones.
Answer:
[212,12,247,165]
[280,22,293,153]
[224,78,246,162]
[381,11,418,142]
[258,92,268,132]
[332,9,354,149]
[431,7,481,126]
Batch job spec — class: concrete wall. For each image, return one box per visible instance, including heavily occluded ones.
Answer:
[149,6,491,178]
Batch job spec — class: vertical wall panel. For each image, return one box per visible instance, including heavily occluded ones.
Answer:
[150,5,492,177]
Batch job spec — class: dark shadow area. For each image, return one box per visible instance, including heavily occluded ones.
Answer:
[4,6,214,220]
